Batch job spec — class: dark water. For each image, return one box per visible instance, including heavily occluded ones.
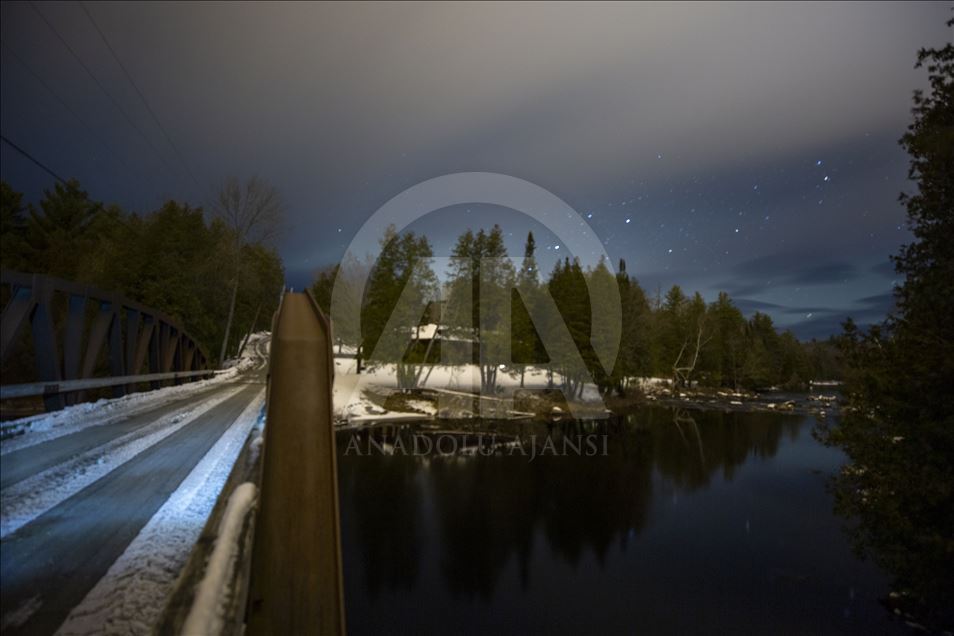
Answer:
[336,408,906,635]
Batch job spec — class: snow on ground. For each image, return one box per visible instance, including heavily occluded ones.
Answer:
[0,332,270,454]
[404,399,437,415]
[0,386,246,538]
[332,358,605,423]
[180,482,258,636]
[55,391,265,636]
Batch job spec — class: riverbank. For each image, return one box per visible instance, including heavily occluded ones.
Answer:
[334,372,840,426]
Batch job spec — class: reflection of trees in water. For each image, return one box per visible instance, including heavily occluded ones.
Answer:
[338,409,798,601]
[820,407,954,630]
[430,453,539,600]
[535,420,653,568]
[648,407,800,490]
[337,430,422,600]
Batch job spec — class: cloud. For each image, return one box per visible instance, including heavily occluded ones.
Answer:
[732,298,784,314]
[716,254,860,297]
[870,260,897,277]
[783,291,895,339]
[787,262,857,285]
[851,291,897,320]
[786,314,856,340]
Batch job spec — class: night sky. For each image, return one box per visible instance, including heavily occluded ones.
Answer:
[1,2,951,338]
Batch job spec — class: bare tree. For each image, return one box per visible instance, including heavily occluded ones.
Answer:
[212,176,284,365]
[672,314,712,388]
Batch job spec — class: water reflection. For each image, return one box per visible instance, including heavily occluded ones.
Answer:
[337,407,902,634]
[338,431,422,599]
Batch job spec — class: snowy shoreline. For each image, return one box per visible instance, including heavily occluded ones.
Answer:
[332,356,839,426]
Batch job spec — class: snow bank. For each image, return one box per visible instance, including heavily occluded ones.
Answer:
[56,391,265,636]
[405,399,437,415]
[180,482,258,636]
[332,358,602,423]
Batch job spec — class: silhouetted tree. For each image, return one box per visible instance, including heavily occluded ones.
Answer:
[824,21,954,629]
[211,176,285,366]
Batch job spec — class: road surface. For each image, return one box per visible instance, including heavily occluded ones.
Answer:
[0,337,269,635]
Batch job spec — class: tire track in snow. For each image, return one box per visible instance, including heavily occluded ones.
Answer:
[55,390,264,636]
[0,386,245,538]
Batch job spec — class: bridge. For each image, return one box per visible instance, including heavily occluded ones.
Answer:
[0,274,343,635]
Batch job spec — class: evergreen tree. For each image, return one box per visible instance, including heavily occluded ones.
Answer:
[824,23,954,627]
[0,181,284,370]
[512,231,545,387]
[777,331,810,390]
[658,285,687,380]
[587,257,620,394]
[445,225,513,392]
[23,179,117,281]
[1,181,28,271]
[613,259,652,394]
[741,312,781,388]
[547,257,591,397]
[363,226,437,389]
[311,264,339,315]
[705,292,747,388]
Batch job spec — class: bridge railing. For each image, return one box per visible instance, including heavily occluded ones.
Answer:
[246,288,344,635]
[156,288,344,636]
[1,270,211,411]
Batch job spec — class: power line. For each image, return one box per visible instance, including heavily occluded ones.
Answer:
[27,1,180,183]
[2,40,100,149]
[1,39,156,195]
[77,1,202,192]
[1,133,69,184]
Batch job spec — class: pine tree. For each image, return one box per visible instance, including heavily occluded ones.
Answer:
[512,231,544,387]
[706,292,747,389]
[614,259,651,394]
[825,22,954,626]
[1,181,28,271]
[24,179,115,281]
[363,226,437,389]
[587,257,620,394]
[445,225,513,392]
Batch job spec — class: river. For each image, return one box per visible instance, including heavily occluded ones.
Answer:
[336,407,906,634]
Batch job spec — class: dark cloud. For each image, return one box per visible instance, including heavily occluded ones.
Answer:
[753,291,895,339]
[722,254,858,290]
[733,298,784,314]
[851,292,897,320]
[786,314,856,340]
[0,1,947,339]
[871,260,897,277]
[788,263,857,285]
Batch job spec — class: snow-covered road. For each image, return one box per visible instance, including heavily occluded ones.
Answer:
[0,334,270,636]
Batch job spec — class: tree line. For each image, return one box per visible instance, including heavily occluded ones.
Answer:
[1,178,285,372]
[313,225,841,395]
